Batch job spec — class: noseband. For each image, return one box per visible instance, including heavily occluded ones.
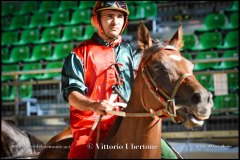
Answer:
[140,45,193,122]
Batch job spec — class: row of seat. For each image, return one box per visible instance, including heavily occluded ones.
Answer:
[213,93,239,110]
[2,1,238,18]
[183,50,238,71]
[2,40,238,71]
[2,61,63,82]
[182,30,239,52]
[1,1,95,17]
[195,12,238,33]
[2,61,238,95]
[2,43,73,64]
[2,25,95,47]
[2,46,238,73]
[2,1,165,18]
[195,72,238,92]
[2,83,33,101]
[2,83,239,112]
[2,24,238,51]
[2,1,161,32]
[2,9,92,31]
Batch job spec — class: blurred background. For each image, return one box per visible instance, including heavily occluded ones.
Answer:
[1,1,239,159]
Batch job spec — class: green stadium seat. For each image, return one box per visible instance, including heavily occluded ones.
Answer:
[55,26,83,42]
[38,1,59,13]
[19,63,43,81]
[46,43,73,61]
[195,13,227,33]
[8,14,30,31]
[222,12,239,30]
[64,9,91,25]
[18,1,39,15]
[2,46,30,64]
[214,50,238,69]
[227,72,239,91]
[34,27,61,44]
[129,3,158,21]
[58,1,79,11]
[36,61,63,80]
[127,1,151,5]
[140,3,158,19]
[126,1,137,5]
[128,5,144,20]
[2,83,33,100]
[13,29,40,46]
[79,1,95,9]
[27,12,50,29]
[48,10,70,27]
[2,85,15,101]
[18,83,33,99]
[191,32,222,51]
[24,44,52,62]
[195,74,214,92]
[182,53,193,60]
[213,94,239,109]
[193,51,219,71]
[182,34,197,51]
[1,48,9,63]
[76,25,95,41]
[217,30,239,50]
[2,16,12,31]
[1,2,21,16]
[2,85,10,100]
[225,1,239,12]
[2,65,20,82]
[1,31,19,46]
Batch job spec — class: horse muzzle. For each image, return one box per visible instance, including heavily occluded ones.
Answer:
[176,91,213,128]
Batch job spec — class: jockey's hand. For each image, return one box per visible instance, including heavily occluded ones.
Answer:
[89,100,113,115]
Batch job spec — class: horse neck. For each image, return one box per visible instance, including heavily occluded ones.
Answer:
[111,73,163,158]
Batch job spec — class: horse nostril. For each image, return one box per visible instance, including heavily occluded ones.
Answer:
[191,92,201,104]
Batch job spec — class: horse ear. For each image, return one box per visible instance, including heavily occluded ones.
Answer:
[138,21,152,50]
[169,22,184,50]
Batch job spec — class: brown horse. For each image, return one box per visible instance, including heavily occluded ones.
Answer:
[1,120,44,159]
[38,22,213,159]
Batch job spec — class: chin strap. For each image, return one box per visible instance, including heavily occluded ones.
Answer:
[103,33,120,47]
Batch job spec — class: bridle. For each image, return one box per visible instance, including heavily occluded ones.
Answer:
[141,60,192,122]
[106,45,193,122]
[140,45,193,122]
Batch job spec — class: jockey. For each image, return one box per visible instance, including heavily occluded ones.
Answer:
[61,1,179,159]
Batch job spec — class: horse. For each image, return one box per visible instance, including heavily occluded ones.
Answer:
[38,22,213,159]
[1,120,44,159]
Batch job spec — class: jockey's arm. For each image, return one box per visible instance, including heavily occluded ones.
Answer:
[68,91,113,116]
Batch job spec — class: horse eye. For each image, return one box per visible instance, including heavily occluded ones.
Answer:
[153,64,162,71]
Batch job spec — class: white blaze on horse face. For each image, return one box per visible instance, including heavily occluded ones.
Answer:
[169,54,182,61]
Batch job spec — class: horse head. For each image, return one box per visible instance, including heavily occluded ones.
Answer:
[136,22,213,129]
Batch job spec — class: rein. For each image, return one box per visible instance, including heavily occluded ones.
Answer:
[91,46,191,157]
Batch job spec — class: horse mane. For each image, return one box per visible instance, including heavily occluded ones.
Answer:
[139,40,169,66]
